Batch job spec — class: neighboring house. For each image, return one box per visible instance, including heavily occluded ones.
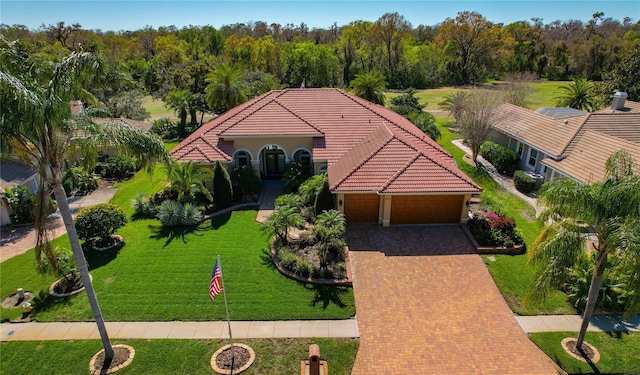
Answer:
[0,158,39,226]
[172,88,481,226]
[490,92,640,184]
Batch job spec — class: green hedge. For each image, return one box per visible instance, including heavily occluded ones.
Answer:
[480,141,519,176]
[74,203,127,241]
[513,170,536,194]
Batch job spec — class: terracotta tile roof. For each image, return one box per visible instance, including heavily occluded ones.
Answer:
[329,124,480,193]
[543,131,640,183]
[595,99,640,113]
[93,117,153,132]
[492,103,587,157]
[172,88,481,194]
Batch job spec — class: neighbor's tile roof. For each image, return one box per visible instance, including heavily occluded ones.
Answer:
[543,131,640,183]
[492,103,588,157]
[172,88,481,194]
[0,158,38,191]
[93,117,153,132]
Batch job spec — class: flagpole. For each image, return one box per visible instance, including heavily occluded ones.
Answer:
[217,255,235,374]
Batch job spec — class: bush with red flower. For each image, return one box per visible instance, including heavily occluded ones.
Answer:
[467,211,524,248]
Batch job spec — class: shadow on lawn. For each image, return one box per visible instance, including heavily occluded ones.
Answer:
[31,289,74,314]
[308,285,349,309]
[148,223,205,246]
[211,212,232,229]
[83,244,120,271]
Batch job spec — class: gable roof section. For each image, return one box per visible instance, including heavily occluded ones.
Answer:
[0,158,38,190]
[492,103,587,157]
[329,124,480,194]
[543,131,640,183]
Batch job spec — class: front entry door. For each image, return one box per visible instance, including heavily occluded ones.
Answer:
[263,147,285,177]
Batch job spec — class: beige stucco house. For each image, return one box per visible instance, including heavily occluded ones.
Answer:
[171,88,481,226]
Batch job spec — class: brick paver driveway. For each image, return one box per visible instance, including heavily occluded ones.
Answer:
[348,224,563,374]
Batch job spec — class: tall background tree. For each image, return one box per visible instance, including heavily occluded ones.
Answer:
[527,150,640,351]
[0,37,169,360]
[458,90,502,162]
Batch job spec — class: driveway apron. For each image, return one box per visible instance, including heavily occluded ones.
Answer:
[348,224,563,374]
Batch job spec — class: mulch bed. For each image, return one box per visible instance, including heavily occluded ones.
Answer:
[215,346,251,371]
[53,276,83,295]
[92,346,131,371]
[2,292,34,308]
[561,338,600,363]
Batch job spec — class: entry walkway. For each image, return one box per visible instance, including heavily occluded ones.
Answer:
[1,319,359,341]
[347,224,563,374]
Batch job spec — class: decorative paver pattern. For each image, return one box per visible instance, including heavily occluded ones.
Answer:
[348,224,563,374]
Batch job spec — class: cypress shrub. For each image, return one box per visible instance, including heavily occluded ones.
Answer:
[513,170,536,193]
[480,141,519,176]
[314,180,335,215]
[212,161,233,209]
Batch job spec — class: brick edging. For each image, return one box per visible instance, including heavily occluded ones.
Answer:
[460,225,526,255]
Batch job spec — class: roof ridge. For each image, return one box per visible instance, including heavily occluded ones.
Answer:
[378,152,422,192]
[330,124,394,190]
[559,113,592,155]
[272,98,325,135]
[217,91,283,134]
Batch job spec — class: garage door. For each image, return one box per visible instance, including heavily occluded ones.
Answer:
[344,194,379,222]
[390,195,463,224]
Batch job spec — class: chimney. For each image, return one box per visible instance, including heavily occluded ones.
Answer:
[610,92,627,111]
[69,100,84,115]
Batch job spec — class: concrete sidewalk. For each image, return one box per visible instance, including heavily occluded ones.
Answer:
[516,314,640,334]
[1,319,359,342]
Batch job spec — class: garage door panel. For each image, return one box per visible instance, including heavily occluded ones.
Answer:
[390,195,462,224]
[344,194,378,222]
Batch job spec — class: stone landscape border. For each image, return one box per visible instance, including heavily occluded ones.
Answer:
[89,344,135,375]
[210,343,255,375]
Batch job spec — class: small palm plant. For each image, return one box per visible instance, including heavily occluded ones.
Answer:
[312,210,347,268]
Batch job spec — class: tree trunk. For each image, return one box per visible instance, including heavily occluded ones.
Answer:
[576,249,607,349]
[52,183,114,359]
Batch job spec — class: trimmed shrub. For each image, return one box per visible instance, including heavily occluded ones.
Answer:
[279,251,312,278]
[480,141,518,176]
[513,170,536,193]
[99,155,137,179]
[212,161,233,209]
[314,180,335,216]
[467,212,523,248]
[75,203,127,242]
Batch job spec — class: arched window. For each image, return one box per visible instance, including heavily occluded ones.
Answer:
[317,165,327,175]
[234,151,250,168]
[293,149,311,166]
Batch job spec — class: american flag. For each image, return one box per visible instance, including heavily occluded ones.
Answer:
[209,259,223,300]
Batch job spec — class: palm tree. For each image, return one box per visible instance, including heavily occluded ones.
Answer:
[438,90,470,124]
[164,161,213,203]
[349,70,388,105]
[0,38,169,360]
[205,63,247,113]
[165,89,190,135]
[554,78,597,112]
[527,150,640,350]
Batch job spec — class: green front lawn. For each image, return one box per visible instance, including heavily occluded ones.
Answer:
[0,170,355,322]
[530,332,640,374]
[437,120,574,315]
[0,338,358,375]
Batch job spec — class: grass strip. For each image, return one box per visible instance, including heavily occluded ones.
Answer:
[0,338,358,375]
